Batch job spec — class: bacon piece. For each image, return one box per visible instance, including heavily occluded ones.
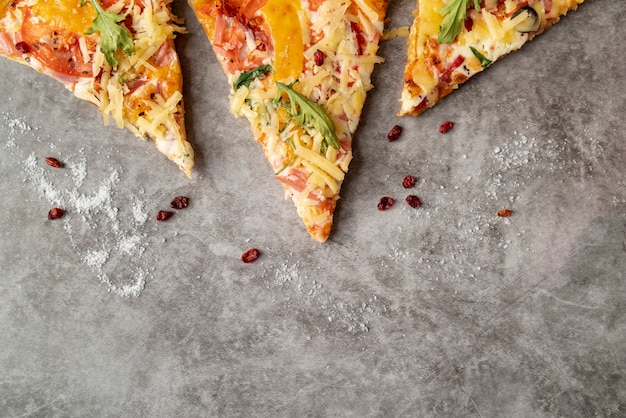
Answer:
[439,55,465,84]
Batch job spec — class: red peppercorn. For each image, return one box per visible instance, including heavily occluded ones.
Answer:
[156,210,173,221]
[48,208,64,220]
[242,248,260,263]
[15,42,29,54]
[387,125,402,142]
[170,196,189,210]
[402,175,416,188]
[377,196,395,211]
[313,49,325,66]
[439,121,454,134]
[405,195,421,208]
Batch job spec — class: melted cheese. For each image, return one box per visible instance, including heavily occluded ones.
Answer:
[260,0,304,81]
[31,0,95,34]
[1,0,11,15]
[417,0,444,38]
[382,26,409,40]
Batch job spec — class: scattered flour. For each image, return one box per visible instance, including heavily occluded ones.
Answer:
[261,258,388,334]
[4,115,31,148]
[3,111,152,298]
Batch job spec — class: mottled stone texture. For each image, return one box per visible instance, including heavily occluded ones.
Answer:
[0,1,624,416]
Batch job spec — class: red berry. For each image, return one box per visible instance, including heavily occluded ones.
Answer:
[242,248,260,263]
[387,125,402,142]
[402,175,416,188]
[170,196,189,210]
[15,42,29,54]
[377,196,395,211]
[313,49,325,66]
[464,17,473,32]
[156,210,173,221]
[405,195,421,208]
[48,208,64,220]
[439,121,454,134]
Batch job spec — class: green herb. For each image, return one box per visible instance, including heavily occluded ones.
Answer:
[234,65,272,90]
[276,82,339,152]
[81,0,135,67]
[275,155,298,175]
[438,0,480,44]
[469,46,492,67]
[320,140,328,155]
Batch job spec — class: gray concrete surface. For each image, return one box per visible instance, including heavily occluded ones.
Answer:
[1,0,624,416]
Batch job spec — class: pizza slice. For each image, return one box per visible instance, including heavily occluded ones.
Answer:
[0,0,194,177]
[399,0,585,116]
[189,0,389,242]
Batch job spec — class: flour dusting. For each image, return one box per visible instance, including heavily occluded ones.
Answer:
[3,111,153,297]
[261,259,387,334]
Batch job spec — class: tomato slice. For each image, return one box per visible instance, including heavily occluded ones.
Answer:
[20,9,94,79]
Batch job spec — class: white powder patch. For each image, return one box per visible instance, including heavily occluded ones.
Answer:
[22,152,64,205]
[3,115,31,148]
[67,158,87,188]
[118,234,144,256]
[274,261,302,287]
[84,249,109,269]
[390,246,409,263]
[262,259,386,334]
[493,133,537,170]
[132,198,148,224]
[3,111,153,298]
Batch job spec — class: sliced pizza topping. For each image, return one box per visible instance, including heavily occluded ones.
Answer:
[81,0,135,67]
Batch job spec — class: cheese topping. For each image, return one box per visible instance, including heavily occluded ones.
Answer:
[31,0,95,34]
[259,0,304,81]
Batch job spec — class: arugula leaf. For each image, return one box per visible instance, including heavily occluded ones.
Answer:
[276,82,339,151]
[438,0,480,44]
[234,65,272,90]
[469,46,492,68]
[81,0,135,67]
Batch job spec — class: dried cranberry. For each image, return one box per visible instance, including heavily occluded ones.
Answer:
[497,209,512,217]
[170,196,189,210]
[45,157,63,168]
[387,125,402,142]
[48,208,64,220]
[15,42,29,54]
[439,121,454,134]
[405,195,421,208]
[402,175,417,188]
[464,17,473,32]
[242,248,260,263]
[156,210,173,221]
[377,196,395,211]
[313,49,326,66]
[413,97,428,114]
